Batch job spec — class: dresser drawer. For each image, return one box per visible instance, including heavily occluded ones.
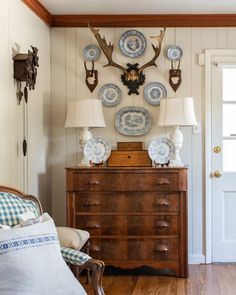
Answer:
[89,238,179,261]
[75,192,179,213]
[76,215,178,236]
[69,171,184,192]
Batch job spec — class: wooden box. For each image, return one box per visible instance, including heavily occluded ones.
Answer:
[107,150,152,167]
[117,142,143,151]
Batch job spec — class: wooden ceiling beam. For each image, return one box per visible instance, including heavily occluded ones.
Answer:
[51,14,236,27]
[21,1,236,28]
[21,0,52,26]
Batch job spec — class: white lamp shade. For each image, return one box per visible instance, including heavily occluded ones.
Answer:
[158,97,197,127]
[65,99,106,128]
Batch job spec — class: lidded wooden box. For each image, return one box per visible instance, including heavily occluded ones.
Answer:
[107,142,152,167]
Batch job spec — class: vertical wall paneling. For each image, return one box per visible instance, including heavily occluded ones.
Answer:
[0,1,10,185]
[51,27,235,261]
[191,28,203,258]
[175,28,193,255]
[65,28,77,167]
[51,28,66,224]
[143,27,165,147]
[76,28,92,161]
[0,0,51,211]
[162,28,176,139]
[227,29,236,49]
[202,29,218,50]
[217,28,228,49]
[91,28,117,147]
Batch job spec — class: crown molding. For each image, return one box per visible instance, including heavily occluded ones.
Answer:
[21,1,236,28]
[21,0,52,26]
[51,14,236,27]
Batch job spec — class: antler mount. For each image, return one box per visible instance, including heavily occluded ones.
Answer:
[89,25,165,95]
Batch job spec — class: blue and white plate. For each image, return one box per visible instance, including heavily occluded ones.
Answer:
[166,45,183,61]
[144,82,167,106]
[99,83,122,107]
[83,45,101,62]
[119,30,147,58]
[84,137,111,164]
[148,137,175,164]
[115,106,152,136]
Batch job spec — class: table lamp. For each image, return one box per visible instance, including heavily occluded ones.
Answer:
[158,97,197,167]
[65,98,106,166]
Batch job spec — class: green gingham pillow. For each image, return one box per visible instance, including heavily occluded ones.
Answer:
[61,247,91,265]
[0,192,40,227]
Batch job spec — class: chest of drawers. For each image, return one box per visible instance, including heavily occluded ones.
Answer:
[66,167,188,277]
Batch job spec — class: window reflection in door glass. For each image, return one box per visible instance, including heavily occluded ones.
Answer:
[223,140,236,172]
[223,68,236,101]
[223,104,236,137]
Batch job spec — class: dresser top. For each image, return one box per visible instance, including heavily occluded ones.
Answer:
[66,166,188,171]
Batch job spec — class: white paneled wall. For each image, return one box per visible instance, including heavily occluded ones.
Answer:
[0,1,51,211]
[51,27,236,262]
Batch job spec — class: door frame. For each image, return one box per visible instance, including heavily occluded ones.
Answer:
[205,49,236,263]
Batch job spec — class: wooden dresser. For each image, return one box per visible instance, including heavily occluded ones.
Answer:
[66,167,188,277]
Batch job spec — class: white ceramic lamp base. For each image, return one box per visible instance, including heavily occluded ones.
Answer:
[170,126,184,167]
[78,127,92,166]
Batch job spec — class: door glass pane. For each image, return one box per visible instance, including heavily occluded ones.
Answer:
[223,140,236,171]
[223,68,236,101]
[223,104,236,136]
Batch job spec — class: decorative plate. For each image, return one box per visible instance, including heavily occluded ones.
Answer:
[83,45,101,62]
[84,137,111,164]
[144,82,167,106]
[148,137,175,164]
[115,106,152,136]
[99,83,122,107]
[119,30,147,58]
[166,45,183,61]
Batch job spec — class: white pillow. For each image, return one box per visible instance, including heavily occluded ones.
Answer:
[56,227,90,250]
[18,210,37,222]
[0,216,86,295]
[13,212,51,228]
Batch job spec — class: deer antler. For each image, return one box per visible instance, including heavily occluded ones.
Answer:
[138,28,166,74]
[89,25,127,73]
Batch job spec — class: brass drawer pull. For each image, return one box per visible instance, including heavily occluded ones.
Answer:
[85,221,101,229]
[90,245,101,253]
[156,199,170,207]
[155,245,168,253]
[157,178,170,185]
[156,221,170,229]
[84,200,101,206]
[87,179,100,185]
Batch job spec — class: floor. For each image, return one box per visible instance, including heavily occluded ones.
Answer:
[81,264,236,295]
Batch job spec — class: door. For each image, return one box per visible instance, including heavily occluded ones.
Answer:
[211,56,236,262]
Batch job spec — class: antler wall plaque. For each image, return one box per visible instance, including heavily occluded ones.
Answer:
[84,60,98,92]
[89,25,165,95]
[166,45,183,92]
[13,46,39,104]
[169,61,182,92]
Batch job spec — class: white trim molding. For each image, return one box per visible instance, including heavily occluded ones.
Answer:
[204,49,236,264]
[189,254,205,264]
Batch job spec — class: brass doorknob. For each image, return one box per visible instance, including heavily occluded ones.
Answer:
[213,170,222,178]
[213,146,221,153]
